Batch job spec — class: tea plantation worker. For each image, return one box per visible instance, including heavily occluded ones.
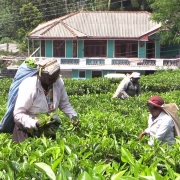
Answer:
[139,95,175,146]
[112,72,141,100]
[13,58,79,142]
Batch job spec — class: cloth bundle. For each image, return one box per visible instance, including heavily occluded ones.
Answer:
[36,58,60,76]
[162,103,180,137]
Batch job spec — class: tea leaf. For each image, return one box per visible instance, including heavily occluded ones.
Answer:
[34,162,56,180]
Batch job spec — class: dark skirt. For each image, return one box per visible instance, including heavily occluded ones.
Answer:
[13,122,59,143]
[13,124,29,143]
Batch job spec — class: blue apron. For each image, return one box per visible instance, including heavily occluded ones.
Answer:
[0,61,38,133]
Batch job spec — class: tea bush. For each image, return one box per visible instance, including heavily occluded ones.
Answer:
[0,69,180,179]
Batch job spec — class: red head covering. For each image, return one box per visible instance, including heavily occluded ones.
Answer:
[148,95,164,108]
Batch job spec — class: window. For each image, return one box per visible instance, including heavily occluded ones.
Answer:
[41,40,45,57]
[115,40,138,57]
[92,71,102,78]
[53,40,65,57]
[73,40,77,57]
[84,40,107,57]
[79,71,85,78]
[146,42,155,58]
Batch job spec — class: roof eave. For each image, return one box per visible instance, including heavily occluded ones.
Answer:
[139,27,161,41]
[28,36,140,40]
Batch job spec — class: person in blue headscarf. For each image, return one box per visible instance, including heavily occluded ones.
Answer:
[3,58,79,142]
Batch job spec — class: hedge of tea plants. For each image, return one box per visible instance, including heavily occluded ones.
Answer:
[0,70,180,179]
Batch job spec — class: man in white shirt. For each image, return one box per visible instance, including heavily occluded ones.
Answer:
[13,58,78,142]
[139,95,175,146]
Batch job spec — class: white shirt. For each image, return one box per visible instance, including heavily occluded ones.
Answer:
[13,76,77,130]
[145,111,175,146]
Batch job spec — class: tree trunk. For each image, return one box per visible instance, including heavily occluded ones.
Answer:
[108,0,111,10]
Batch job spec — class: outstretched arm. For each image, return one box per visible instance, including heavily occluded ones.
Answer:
[57,80,78,126]
[139,131,147,140]
[112,78,130,99]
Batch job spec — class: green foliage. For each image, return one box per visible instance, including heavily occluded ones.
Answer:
[0,37,12,44]
[1,68,180,179]
[63,77,121,95]
[17,3,43,51]
[20,3,43,29]
[0,50,16,56]
[0,7,16,39]
[37,112,60,127]
[140,69,180,93]
[148,0,180,44]
[25,58,37,68]
[2,68,180,96]
[63,69,180,95]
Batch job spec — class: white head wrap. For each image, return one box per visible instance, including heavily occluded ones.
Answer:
[36,58,60,76]
[130,72,140,78]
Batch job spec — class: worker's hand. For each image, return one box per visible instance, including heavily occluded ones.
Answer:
[36,119,60,137]
[71,116,80,127]
[35,119,51,128]
[36,119,50,128]
[36,115,61,128]
[139,131,146,140]
[51,115,61,125]
[26,128,34,134]
[36,120,41,128]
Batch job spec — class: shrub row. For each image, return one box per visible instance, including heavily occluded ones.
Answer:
[1,69,180,97]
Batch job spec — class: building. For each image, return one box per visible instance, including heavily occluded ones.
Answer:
[28,11,180,78]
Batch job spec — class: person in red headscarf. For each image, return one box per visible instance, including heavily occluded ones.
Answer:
[139,95,175,146]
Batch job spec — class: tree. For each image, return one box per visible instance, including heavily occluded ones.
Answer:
[17,3,43,51]
[130,0,150,10]
[67,0,78,13]
[33,0,66,21]
[148,0,180,44]
[0,8,15,39]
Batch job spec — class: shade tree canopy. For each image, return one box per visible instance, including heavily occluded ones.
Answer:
[148,0,180,44]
